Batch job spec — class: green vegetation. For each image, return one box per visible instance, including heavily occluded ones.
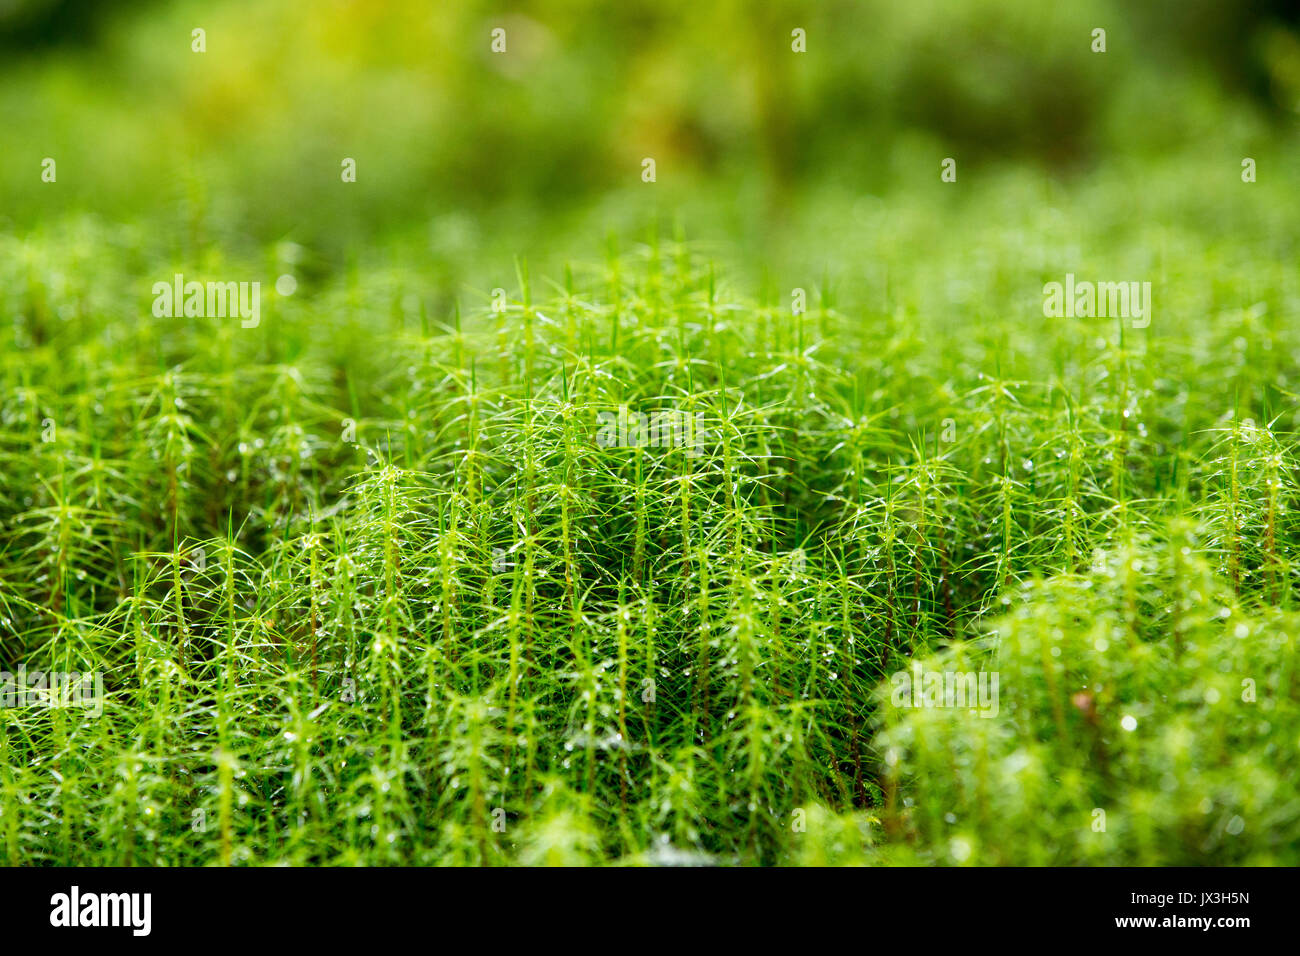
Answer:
[2,0,1299,865]
[5,186,1300,864]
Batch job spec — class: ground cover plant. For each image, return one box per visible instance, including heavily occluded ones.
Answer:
[2,0,1300,867]
[4,170,1300,865]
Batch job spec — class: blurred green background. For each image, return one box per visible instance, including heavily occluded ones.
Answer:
[2,0,1299,290]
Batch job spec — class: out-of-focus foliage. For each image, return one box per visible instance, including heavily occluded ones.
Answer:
[877,534,1300,865]
[1,0,1296,255]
